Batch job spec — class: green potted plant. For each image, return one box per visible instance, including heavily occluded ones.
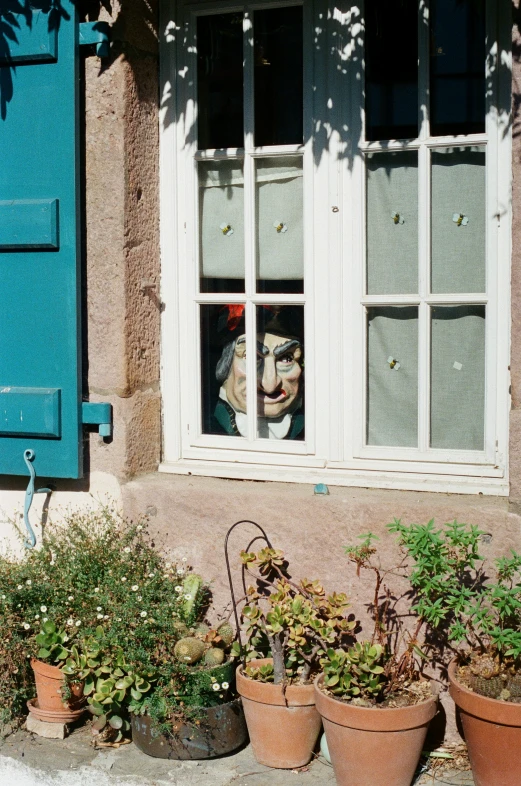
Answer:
[314,530,438,786]
[390,518,521,786]
[128,615,247,760]
[235,547,355,769]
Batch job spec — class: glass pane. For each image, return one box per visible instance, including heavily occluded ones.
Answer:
[431,147,486,294]
[430,0,485,137]
[201,304,247,437]
[256,306,304,440]
[365,0,418,141]
[197,14,244,150]
[431,306,485,450]
[199,161,245,293]
[367,307,418,447]
[256,157,304,295]
[366,152,418,295]
[254,7,303,147]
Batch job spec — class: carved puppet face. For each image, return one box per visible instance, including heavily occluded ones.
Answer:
[222,332,303,418]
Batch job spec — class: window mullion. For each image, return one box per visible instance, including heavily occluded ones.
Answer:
[417,0,430,453]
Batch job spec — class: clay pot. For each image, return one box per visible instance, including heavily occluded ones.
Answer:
[236,659,322,768]
[131,698,248,759]
[314,674,437,786]
[30,659,85,717]
[449,658,521,786]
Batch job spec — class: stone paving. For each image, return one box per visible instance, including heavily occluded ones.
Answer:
[0,725,474,786]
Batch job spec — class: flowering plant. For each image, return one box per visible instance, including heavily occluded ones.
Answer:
[0,505,206,732]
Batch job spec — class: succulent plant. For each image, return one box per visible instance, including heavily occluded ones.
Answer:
[181,575,203,622]
[35,621,70,664]
[174,637,205,664]
[322,642,386,701]
[217,622,234,646]
[204,647,225,667]
[194,623,210,637]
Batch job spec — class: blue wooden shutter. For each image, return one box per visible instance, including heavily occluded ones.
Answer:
[0,3,83,478]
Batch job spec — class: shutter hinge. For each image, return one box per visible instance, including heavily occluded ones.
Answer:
[82,402,113,437]
[79,22,111,58]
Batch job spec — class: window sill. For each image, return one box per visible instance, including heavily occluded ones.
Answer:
[158,459,509,496]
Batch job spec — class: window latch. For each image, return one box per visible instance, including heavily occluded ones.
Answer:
[79,22,111,58]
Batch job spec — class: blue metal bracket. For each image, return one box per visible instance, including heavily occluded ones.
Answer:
[23,450,52,549]
[82,402,113,437]
[79,22,110,58]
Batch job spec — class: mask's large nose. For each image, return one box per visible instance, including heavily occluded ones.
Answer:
[259,356,281,394]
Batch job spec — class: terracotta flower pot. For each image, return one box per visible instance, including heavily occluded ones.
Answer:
[314,674,437,786]
[236,659,322,769]
[449,658,521,786]
[30,658,85,718]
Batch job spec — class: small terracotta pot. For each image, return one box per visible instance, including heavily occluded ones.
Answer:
[30,659,85,716]
[314,674,437,786]
[236,659,321,768]
[449,658,521,786]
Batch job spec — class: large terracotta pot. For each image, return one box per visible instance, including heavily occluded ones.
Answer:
[449,658,521,786]
[131,698,248,759]
[236,658,322,768]
[314,674,437,786]
[30,659,85,717]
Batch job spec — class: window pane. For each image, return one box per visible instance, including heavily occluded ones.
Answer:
[431,147,486,294]
[430,306,485,450]
[197,14,244,150]
[365,0,418,141]
[201,304,247,437]
[256,157,304,295]
[367,307,418,447]
[256,305,304,441]
[199,161,245,293]
[254,7,303,147]
[430,0,485,137]
[366,152,418,295]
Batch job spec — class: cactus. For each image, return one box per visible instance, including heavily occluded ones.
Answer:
[217,622,234,646]
[181,574,203,621]
[204,647,225,666]
[194,623,210,638]
[174,637,205,665]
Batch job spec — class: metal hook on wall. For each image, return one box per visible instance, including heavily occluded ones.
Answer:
[23,450,52,550]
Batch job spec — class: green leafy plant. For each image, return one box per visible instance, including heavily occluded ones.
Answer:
[35,621,70,663]
[388,518,521,698]
[239,547,356,685]
[322,642,386,700]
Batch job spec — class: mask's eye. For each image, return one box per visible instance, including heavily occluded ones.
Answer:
[277,353,294,366]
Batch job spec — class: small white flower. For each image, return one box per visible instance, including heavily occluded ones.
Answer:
[184,594,192,601]
[148,573,155,578]
[1,595,5,600]
[63,635,69,643]
[221,682,229,690]
[23,623,30,630]
[175,586,183,593]
[140,611,147,618]
[17,585,22,590]
[177,568,185,576]
[184,656,191,661]
[212,683,220,691]
[131,585,138,592]
[94,587,100,593]
[42,617,48,623]
[124,547,131,554]
[121,577,127,583]
[68,595,74,601]
[116,618,122,622]
[182,557,187,562]
[165,562,171,569]
[26,580,32,586]
[34,615,40,620]
[103,615,109,620]
[40,605,47,613]
[97,606,102,612]
[97,614,103,620]
[137,595,143,601]
[75,620,82,627]
[136,524,143,531]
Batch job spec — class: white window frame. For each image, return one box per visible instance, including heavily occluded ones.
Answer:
[159,0,512,495]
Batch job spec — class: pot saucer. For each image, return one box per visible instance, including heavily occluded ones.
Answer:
[27,697,86,724]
